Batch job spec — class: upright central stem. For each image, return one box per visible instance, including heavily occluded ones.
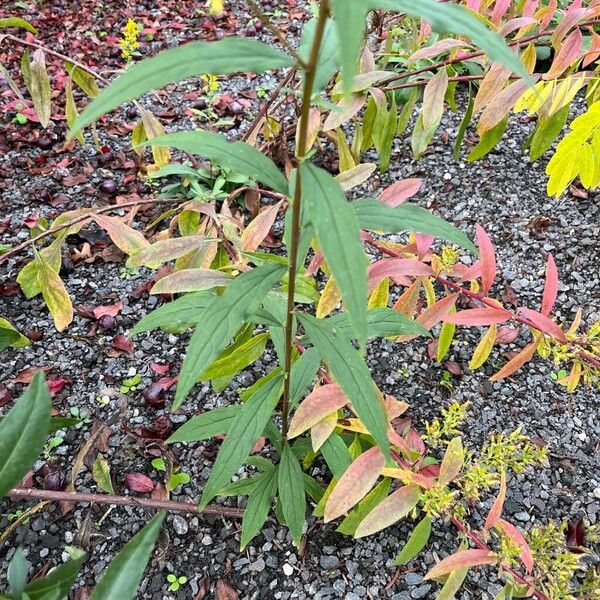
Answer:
[281,0,329,438]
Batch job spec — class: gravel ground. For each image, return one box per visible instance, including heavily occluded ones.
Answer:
[1,1,599,599]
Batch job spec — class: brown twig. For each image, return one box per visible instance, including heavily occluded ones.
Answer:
[382,73,518,93]
[0,198,182,266]
[6,488,244,518]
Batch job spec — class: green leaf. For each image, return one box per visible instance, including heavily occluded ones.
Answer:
[200,333,269,381]
[300,16,339,92]
[175,263,285,409]
[0,317,30,351]
[144,131,288,195]
[0,17,38,33]
[8,549,29,597]
[330,0,370,99]
[0,371,51,498]
[435,566,469,600]
[353,198,476,253]
[529,103,570,161]
[301,163,367,344]
[289,347,321,407]
[65,63,100,98]
[219,474,265,497]
[379,94,397,173]
[453,85,474,159]
[24,554,86,600]
[337,478,391,535]
[91,512,165,600]
[467,116,508,161]
[199,373,284,508]
[71,38,294,135]
[166,406,240,443]
[299,314,390,461]
[240,468,278,550]
[17,236,63,300]
[411,112,440,159]
[375,0,528,80]
[327,308,430,340]
[303,473,324,502]
[278,443,306,546]
[92,455,115,494]
[394,516,432,565]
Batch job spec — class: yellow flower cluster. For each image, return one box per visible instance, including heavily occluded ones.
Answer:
[120,19,141,62]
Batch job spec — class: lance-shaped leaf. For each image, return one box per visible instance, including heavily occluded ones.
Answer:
[336,163,377,192]
[444,307,510,326]
[368,258,433,290]
[240,468,278,550]
[278,443,306,546]
[490,338,540,381]
[289,347,321,407]
[395,516,432,565]
[541,254,558,317]
[337,478,391,536]
[167,406,240,443]
[327,308,430,340]
[435,566,469,600]
[324,446,386,522]
[496,519,534,573]
[354,199,476,253]
[91,512,166,600]
[468,116,508,162]
[29,49,52,128]
[302,163,367,344]
[24,552,86,600]
[299,15,339,92]
[36,251,73,332]
[476,224,496,294]
[469,324,498,369]
[242,201,284,252]
[129,236,215,268]
[0,17,38,33]
[424,549,497,580]
[421,68,448,131]
[70,38,294,134]
[438,437,464,486]
[311,412,338,451]
[288,384,348,439]
[299,314,390,460]
[320,433,352,479]
[199,373,283,508]
[518,307,566,342]
[484,470,506,529]
[94,215,150,256]
[378,178,422,207]
[150,269,231,295]
[0,371,51,498]
[355,484,420,538]
[175,263,285,409]
[199,333,268,381]
[143,131,288,194]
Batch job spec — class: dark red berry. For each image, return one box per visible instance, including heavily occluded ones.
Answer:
[144,383,166,409]
[37,137,53,149]
[153,415,173,439]
[98,314,117,330]
[43,470,66,491]
[229,101,243,115]
[100,179,117,194]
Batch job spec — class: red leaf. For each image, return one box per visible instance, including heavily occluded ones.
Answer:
[216,580,239,600]
[484,470,506,529]
[12,366,51,384]
[150,362,170,375]
[125,473,154,493]
[518,307,566,342]
[48,378,69,397]
[444,307,511,326]
[541,254,558,316]
[93,301,123,319]
[111,334,134,354]
[497,519,534,573]
[476,224,496,295]
[156,375,178,390]
[566,519,586,550]
[378,178,422,207]
[368,258,433,291]
[424,549,497,580]
[495,326,520,345]
[150,482,168,502]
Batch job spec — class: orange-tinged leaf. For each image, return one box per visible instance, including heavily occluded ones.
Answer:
[490,338,541,381]
[324,446,386,522]
[469,324,498,369]
[368,259,433,292]
[424,549,497,580]
[354,484,420,538]
[545,29,583,79]
[473,62,512,113]
[422,68,448,131]
[36,252,73,331]
[485,470,506,529]
[541,254,558,316]
[414,292,459,330]
[477,79,534,134]
[518,307,566,342]
[241,200,283,252]
[407,39,470,63]
[438,437,464,486]
[288,384,348,439]
[378,178,422,207]
[444,308,510,326]
[385,396,409,419]
[393,280,421,317]
[94,214,150,256]
[336,163,377,192]
[323,95,365,131]
[129,235,215,268]
[311,411,338,452]
[497,518,534,573]
[476,224,496,295]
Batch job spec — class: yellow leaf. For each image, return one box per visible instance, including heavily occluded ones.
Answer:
[140,108,171,167]
[317,276,341,318]
[469,324,498,370]
[422,276,436,307]
[36,251,73,331]
[368,277,389,309]
[65,77,84,144]
[521,43,537,74]
[210,0,224,12]
[335,128,356,172]
[579,143,595,189]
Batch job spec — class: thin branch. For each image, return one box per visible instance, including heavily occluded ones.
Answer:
[6,488,244,519]
[382,73,518,93]
[0,198,182,265]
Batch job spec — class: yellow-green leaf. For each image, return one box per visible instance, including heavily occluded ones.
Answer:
[469,324,497,370]
[36,251,73,332]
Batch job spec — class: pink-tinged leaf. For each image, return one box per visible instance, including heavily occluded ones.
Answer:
[378,178,422,207]
[311,412,338,452]
[490,338,541,381]
[406,428,425,456]
[354,484,420,538]
[324,446,386,522]
[443,307,511,326]
[539,0,557,31]
[475,224,496,295]
[323,95,366,131]
[241,200,283,252]
[523,0,539,18]
[48,378,69,397]
[422,68,449,130]
[484,470,506,529]
[288,384,348,439]
[583,30,600,67]
[491,0,511,24]
[417,293,459,329]
[93,214,150,256]
[541,254,558,316]
[497,519,534,573]
[545,29,583,79]
[499,17,538,37]
[454,261,482,283]
[112,334,134,354]
[368,259,433,291]
[150,362,170,375]
[415,234,435,259]
[93,301,123,319]
[495,326,520,345]
[424,549,497,580]
[407,40,471,64]
[438,437,464,486]
[385,396,409,420]
[388,430,416,458]
[126,472,154,493]
[518,307,567,342]
[551,7,587,46]
[466,0,481,9]
[473,62,513,113]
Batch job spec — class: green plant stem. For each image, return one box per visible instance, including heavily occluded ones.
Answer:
[281,0,330,439]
